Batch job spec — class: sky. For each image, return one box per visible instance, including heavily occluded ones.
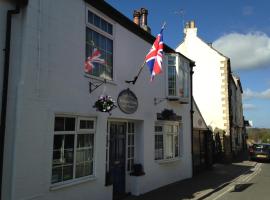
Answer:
[106,0,270,128]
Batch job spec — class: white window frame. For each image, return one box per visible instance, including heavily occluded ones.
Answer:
[85,6,115,81]
[51,115,96,187]
[154,121,180,162]
[126,122,135,172]
[166,53,190,102]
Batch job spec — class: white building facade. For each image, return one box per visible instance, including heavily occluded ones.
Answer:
[1,1,194,200]
[230,75,244,153]
[176,21,231,138]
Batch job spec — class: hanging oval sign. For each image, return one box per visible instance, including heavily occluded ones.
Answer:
[117,89,138,114]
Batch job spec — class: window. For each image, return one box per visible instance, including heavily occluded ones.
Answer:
[127,122,135,171]
[86,9,113,80]
[167,54,190,99]
[51,116,95,184]
[168,56,177,96]
[154,122,180,161]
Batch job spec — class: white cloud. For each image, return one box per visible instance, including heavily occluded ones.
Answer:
[243,104,256,110]
[242,6,253,16]
[213,32,270,70]
[243,88,270,100]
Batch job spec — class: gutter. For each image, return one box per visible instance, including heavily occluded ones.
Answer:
[189,61,195,175]
[0,0,28,198]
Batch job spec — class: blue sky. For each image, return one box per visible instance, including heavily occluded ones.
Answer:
[106,0,270,128]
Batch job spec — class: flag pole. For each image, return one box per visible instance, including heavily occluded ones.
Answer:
[125,22,166,85]
[125,60,146,85]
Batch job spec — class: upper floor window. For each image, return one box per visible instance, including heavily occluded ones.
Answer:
[167,54,190,100]
[86,9,113,80]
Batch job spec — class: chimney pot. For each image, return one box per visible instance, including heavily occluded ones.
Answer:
[190,20,195,28]
[140,8,148,26]
[133,10,141,26]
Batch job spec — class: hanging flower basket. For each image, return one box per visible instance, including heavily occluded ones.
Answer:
[93,95,117,114]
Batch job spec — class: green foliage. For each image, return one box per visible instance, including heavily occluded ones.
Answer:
[247,128,270,143]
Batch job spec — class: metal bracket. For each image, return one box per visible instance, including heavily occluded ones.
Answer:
[86,75,106,94]
[154,97,167,105]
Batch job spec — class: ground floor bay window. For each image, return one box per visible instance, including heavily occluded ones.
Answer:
[51,116,96,185]
[155,121,180,161]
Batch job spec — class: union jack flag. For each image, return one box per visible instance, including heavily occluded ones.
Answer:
[145,24,165,81]
[84,48,105,74]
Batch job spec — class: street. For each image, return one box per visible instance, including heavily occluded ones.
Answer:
[205,162,270,200]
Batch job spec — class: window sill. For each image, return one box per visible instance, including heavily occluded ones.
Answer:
[84,74,117,86]
[50,176,96,191]
[155,157,181,164]
[166,96,189,104]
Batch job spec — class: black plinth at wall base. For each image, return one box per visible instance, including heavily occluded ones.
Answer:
[130,164,145,176]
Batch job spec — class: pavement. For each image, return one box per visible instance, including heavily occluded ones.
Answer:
[124,151,257,200]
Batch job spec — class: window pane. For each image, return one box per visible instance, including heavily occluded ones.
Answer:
[131,147,134,157]
[76,149,84,163]
[85,28,113,80]
[52,134,74,183]
[165,135,174,159]
[184,70,189,97]
[155,126,162,132]
[54,117,64,131]
[100,35,106,50]
[175,135,179,157]
[84,161,91,176]
[108,23,113,35]
[155,135,163,160]
[65,135,74,149]
[64,149,74,164]
[51,167,62,183]
[107,38,113,53]
[78,134,93,148]
[88,10,94,24]
[53,135,64,150]
[65,118,75,131]
[101,18,107,32]
[63,165,73,181]
[94,14,100,27]
[168,66,176,96]
[80,120,94,130]
[179,64,184,97]
[168,55,176,65]
[76,163,84,178]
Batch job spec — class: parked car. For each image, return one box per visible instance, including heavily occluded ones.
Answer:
[249,143,270,161]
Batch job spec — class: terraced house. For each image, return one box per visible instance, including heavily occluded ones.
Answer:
[176,21,245,160]
[0,1,195,199]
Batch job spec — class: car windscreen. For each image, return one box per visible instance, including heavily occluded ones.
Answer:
[253,144,270,151]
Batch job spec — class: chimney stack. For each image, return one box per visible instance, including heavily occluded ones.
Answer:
[140,8,151,33]
[184,20,197,37]
[133,10,141,26]
[132,8,151,33]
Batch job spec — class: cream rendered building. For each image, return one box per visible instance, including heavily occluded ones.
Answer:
[176,21,233,157]
[230,74,244,153]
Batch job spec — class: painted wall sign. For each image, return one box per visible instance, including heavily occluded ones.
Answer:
[117,89,138,114]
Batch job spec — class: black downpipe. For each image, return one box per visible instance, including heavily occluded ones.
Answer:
[0,5,20,200]
[189,62,195,175]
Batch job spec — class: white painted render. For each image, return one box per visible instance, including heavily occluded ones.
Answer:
[176,25,228,133]
[1,1,192,200]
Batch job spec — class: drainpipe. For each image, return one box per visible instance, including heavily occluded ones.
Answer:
[0,2,24,199]
[189,61,195,175]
